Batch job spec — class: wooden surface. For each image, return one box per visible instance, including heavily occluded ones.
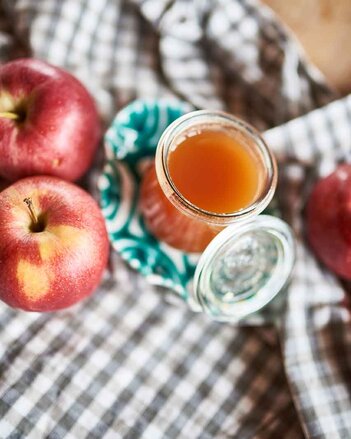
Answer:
[263,0,351,94]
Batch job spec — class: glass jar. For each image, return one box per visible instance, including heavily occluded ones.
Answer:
[139,110,295,322]
[140,111,277,252]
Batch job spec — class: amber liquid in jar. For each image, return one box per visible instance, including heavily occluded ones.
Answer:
[140,130,260,253]
[168,131,259,213]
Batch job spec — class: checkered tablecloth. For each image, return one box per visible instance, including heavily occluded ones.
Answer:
[1,1,351,438]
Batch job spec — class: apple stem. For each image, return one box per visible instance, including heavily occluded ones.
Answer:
[0,111,19,121]
[23,198,38,226]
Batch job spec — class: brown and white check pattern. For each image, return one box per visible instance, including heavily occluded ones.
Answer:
[0,1,350,438]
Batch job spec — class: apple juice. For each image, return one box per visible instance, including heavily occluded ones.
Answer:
[168,130,259,213]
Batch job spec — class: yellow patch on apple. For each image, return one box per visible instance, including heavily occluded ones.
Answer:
[38,225,90,261]
[5,187,44,225]
[0,91,20,113]
[17,260,50,300]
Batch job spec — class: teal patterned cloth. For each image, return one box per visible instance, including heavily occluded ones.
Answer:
[99,99,282,314]
[99,100,198,301]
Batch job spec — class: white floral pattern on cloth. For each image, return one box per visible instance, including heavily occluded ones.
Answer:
[100,99,197,299]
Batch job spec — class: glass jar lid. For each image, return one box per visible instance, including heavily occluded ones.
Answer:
[192,215,295,322]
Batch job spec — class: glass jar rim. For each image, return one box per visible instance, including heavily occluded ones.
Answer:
[155,110,277,226]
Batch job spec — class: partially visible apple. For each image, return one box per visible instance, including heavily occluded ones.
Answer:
[0,176,109,311]
[0,58,101,182]
[306,164,351,279]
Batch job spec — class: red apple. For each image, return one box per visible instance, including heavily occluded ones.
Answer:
[0,176,109,311]
[306,164,351,279]
[0,58,101,182]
